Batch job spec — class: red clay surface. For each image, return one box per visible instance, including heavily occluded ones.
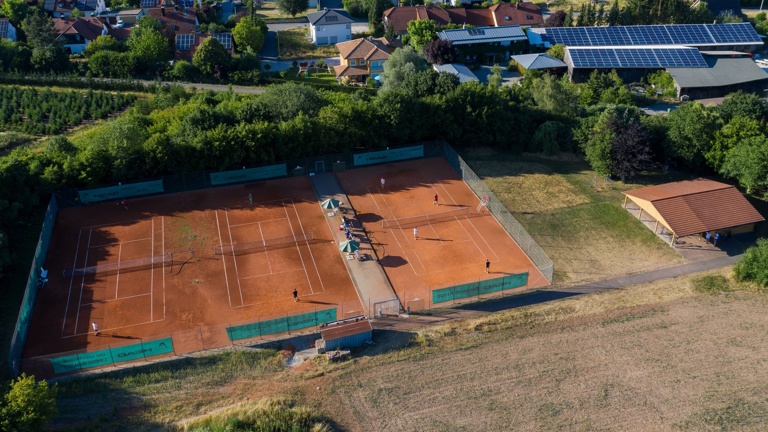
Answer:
[23,177,362,369]
[336,158,548,310]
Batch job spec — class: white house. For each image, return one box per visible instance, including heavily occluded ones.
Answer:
[53,17,109,54]
[44,0,107,18]
[0,19,18,42]
[307,9,353,46]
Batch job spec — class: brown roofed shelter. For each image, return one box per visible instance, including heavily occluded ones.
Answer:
[622,179,764,245]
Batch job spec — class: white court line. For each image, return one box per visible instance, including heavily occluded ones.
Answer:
[225,209,245,307]
[433,179,461,207]
[215,210,233,308]
[229,217,288,228]
[372,186,405,250]
[366,186,382,212]
[82,293,150,306]
[464,217,499,261]
[61,229,83,337]
[80,219,150,230]
[150,218,154,322]
[90,237,151,249]
[161,216,166,320]
[282,201,314,294]
[240,267,306,280]
[456,216,489,260]
[73,229,93,336]
[61,318,159,339]
[114,243,122,299]
[258,221,272,274]
[289,199,325,294]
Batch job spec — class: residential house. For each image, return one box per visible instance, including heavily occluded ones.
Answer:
[99,8,146,25]
[334,37,396,83]
[44,0,106,18]
[307,9,354,46]
[0,18,18,42]
[148,7,199,58]
[53,16,108,54]
[175,32,233,61]
[382,2,542,35]
[438,25,529,63]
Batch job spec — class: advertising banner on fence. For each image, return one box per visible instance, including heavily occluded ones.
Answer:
[227,308,337,341]
[78,180,165,203]
[353,145,424,167]
[432,272,529,304]
[49,338,174,374]
[210,164,287,186]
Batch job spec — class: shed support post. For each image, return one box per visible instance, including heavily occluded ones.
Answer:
[654,220,659,233]
[638,208,644,222]
[622,195,628,208]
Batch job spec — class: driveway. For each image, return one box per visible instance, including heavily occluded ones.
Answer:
[473,65,521,86]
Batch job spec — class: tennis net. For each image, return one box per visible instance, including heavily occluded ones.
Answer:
[381,206,472,229]
[214,232,315,256]
[63,254,171,278]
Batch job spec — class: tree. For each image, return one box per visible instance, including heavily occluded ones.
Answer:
[193,36,230,77]
[531,121,567,155]
[582,107,651,180]
[22,10,55,48]
[1,0,29,25]
[707,116,762,171]
[717,91,768,124]
[716,10,743,23]
[407,19,437,51]
[0,373,58,432]
[607,0,620,25]
[665,102,721,170]
[258,82,327,121]
[275,0,308,17]
[488,63,503,88]
[83,35,119,57]
[363,0,393,27]
[734,239,768,287]
[70,7,83,18]
[546,44,565,60]
[381,46,428,92]
[720,136,768,194]
[232,16,265,52]
[88,50,137,77]
[596,4,605,25]
[530,74,579,119]
[611,120,651,180]
[127,23,170,67]
[400,70,458,98]
[422,39,455,65]
[564,6,574,27]
[544,10,566,27]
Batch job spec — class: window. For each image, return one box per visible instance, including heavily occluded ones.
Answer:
[346,23,350,29]
[350,59,356,66]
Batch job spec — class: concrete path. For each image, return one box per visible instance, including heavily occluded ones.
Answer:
[373,253,741,332]
[310,173,399,317]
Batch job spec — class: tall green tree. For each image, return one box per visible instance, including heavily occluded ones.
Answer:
[232,17,265,52]
[707,116,763,171]
[193,37,230,77]
[275,0,308,17]
[0,374,58,432]
[717,91,768,124]
[564,6,574,27]
[407,19,437,51]
[127,22,170,67]
[607,0,620,25]
[734,239,768,287]
[720,136,768,194]
[530,74,579,120]
[0,0,30,25]
[381,46,428,92]
[665,102,721,170]
[83,35,120,57]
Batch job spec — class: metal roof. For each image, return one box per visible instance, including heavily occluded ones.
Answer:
[307,9,354,26]
[511,53,566,69]
[433,63,479,83]
[438,25,527,45]
[623,179,764,237]
[666,55,768,88]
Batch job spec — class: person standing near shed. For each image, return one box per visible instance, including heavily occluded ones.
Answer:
[485,259,490,273]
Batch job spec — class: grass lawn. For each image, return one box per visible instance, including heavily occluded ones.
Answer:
[278,29,340,60]
[462,148,685,285]
[280,69,340,85]
[254,1,314,20]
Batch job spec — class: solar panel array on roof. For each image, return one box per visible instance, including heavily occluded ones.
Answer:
[178,0,194,7]
[568,47,708,68]
[0,20,8,39]
[212,33,232,49]
[140,0,155,6]
[545,23,760,47]
[176,34,194,50]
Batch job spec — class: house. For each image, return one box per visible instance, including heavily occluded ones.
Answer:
[99,8,146,25]
[307,9,353,46]
[174,32,233,61]
[0,18,18,42]
[333,37,396,83]
[382,3,543,35]
[44,0,106,18]
[53,17,108,54]
[433,63,478,82]
[438,25,529,63]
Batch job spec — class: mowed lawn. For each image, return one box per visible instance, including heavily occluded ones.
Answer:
[462,148,685,285]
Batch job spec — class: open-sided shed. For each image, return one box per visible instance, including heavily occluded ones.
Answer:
[622,179,764,245]
[319,316,372,351]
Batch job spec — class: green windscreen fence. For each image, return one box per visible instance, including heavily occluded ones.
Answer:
[49,338,174,375]
[227,308,337,341]
[432,273,529,304]
[210,164,287,186]
[353,145,424,167]
[9,196,59,377]
[78,180,165,203]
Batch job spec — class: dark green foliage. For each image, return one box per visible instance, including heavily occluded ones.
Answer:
[399,70,459,99]
[258,82,328,121]
[734,239,768,287]
[0,374,58,432]
[665,102,722,171]
[88,50,138,78]
[717,91,768,124]
[275,0,308,16]
[193,37,230,77]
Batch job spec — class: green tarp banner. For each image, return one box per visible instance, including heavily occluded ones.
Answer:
[227,308,337,341]
[78,180,164,203]
[210,164,287,186]
[49,338,174,374]
[353,145,424,167]
[432,272,529,304]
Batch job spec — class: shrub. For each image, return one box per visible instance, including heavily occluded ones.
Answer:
[734,239,768,287]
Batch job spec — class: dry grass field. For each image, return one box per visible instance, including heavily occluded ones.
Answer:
[463,148,685,284]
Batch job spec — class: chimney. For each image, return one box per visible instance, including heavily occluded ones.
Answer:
[161,6,165,15]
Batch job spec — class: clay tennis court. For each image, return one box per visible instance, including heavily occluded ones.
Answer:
[337,157,548,310]
[22,177,362,375]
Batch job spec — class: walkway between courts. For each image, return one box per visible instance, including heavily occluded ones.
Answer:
[310,173,399,317]
[373,253,742,332]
